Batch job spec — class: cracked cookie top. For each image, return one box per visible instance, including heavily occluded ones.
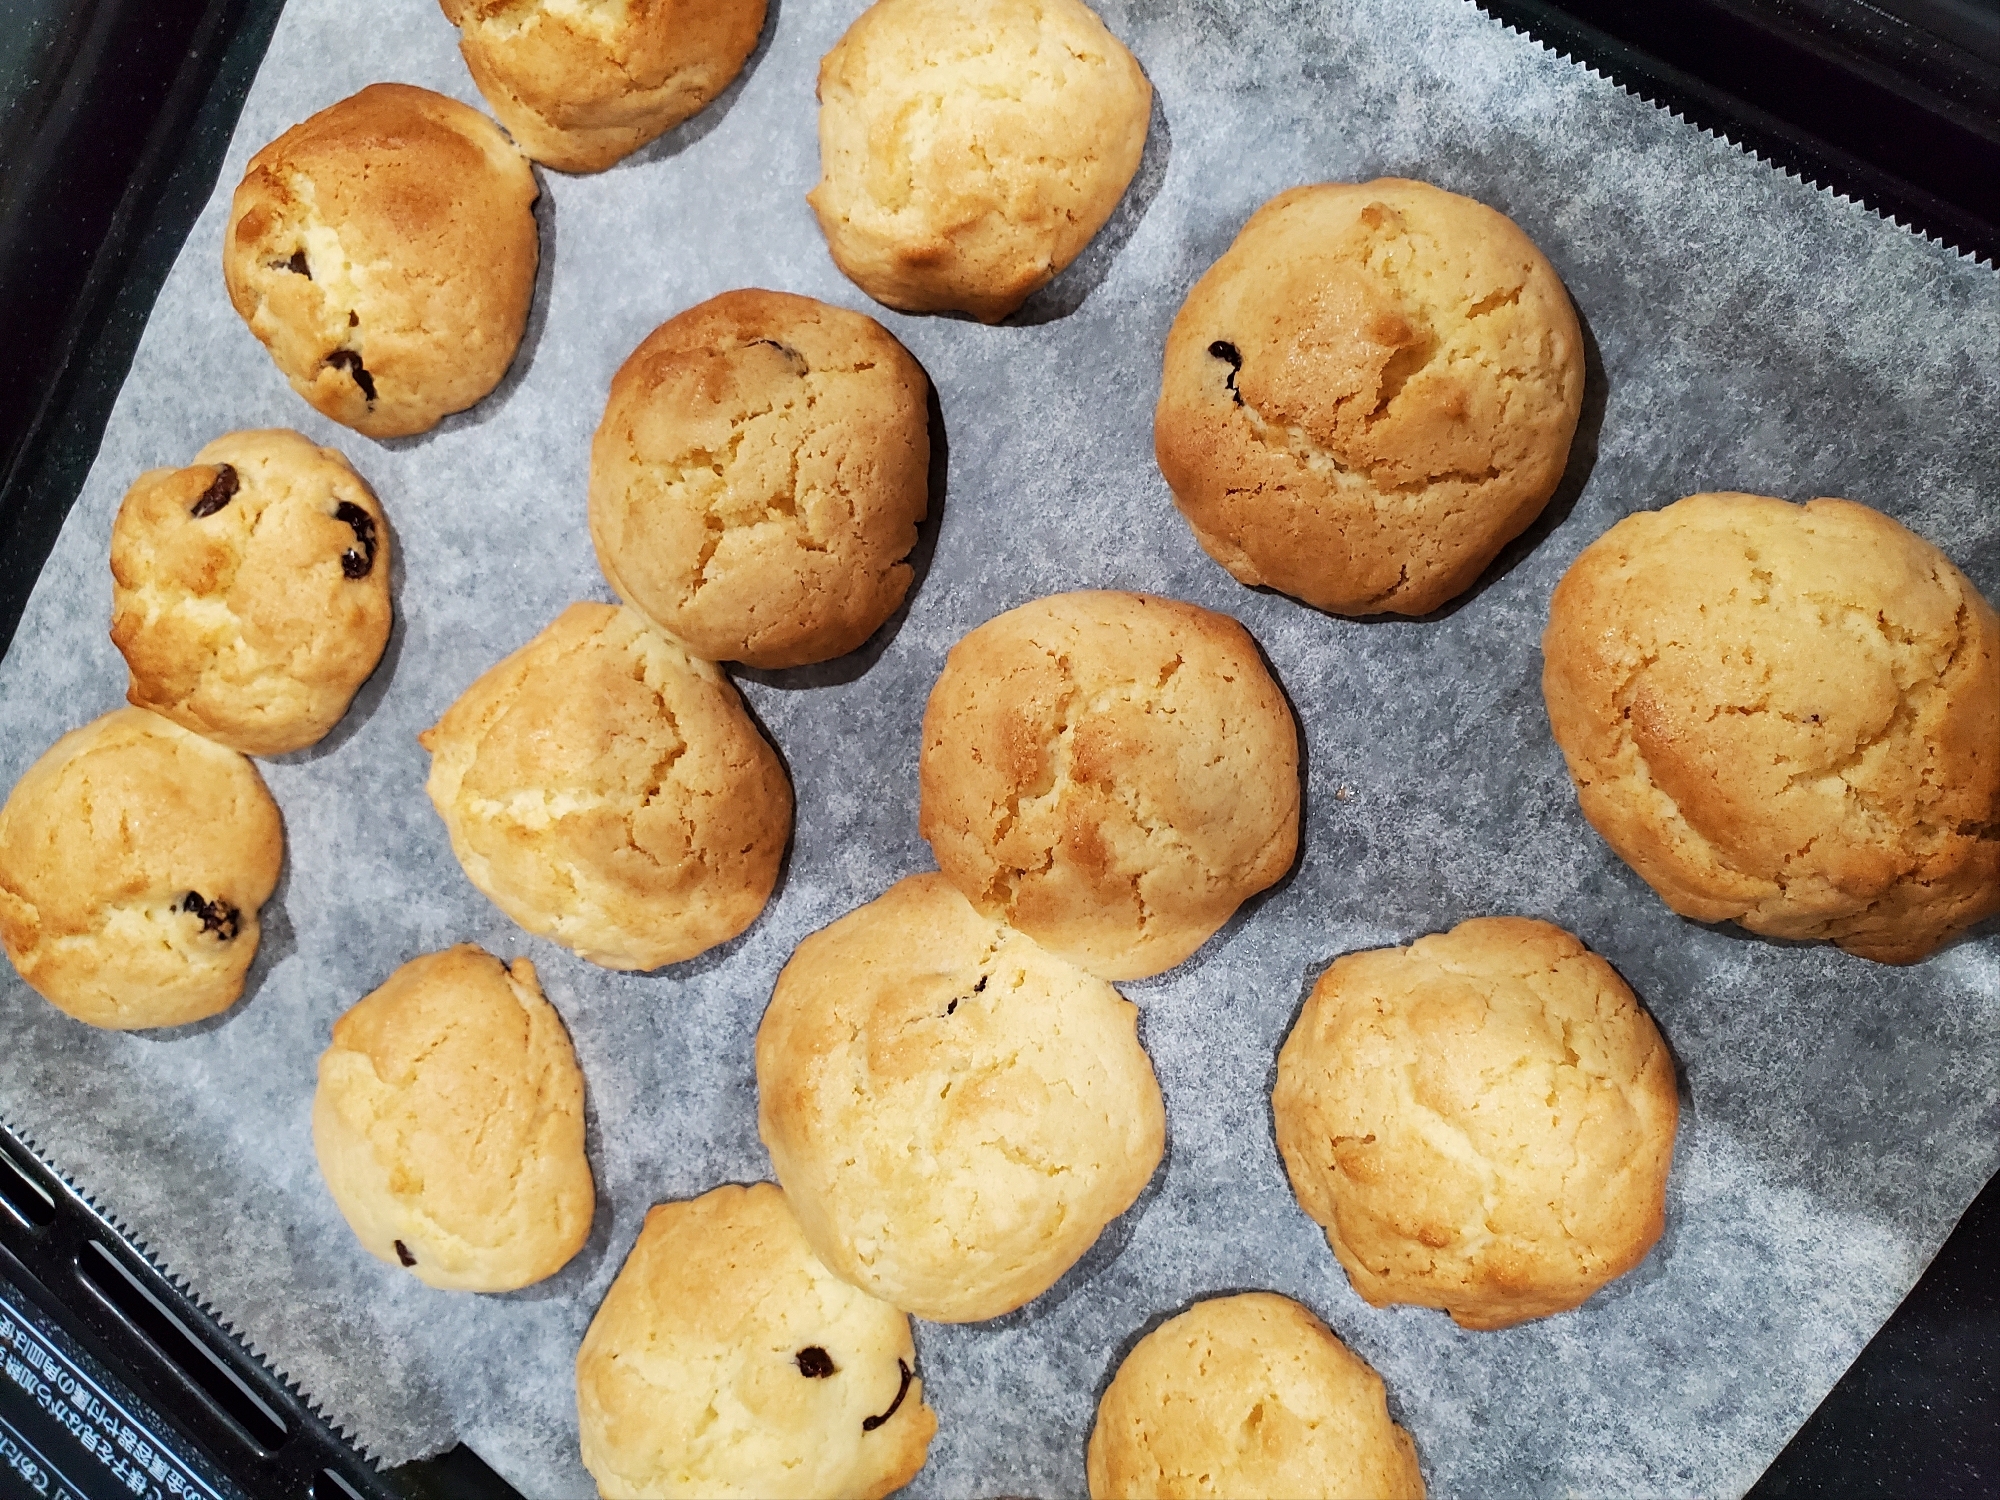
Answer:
[223,83,539,439]
[110,428,392,756]
[918,590,1298,982]
[0,708,283,1030]
[590,289,930,669]
[1543,492,2000,963]
[808,0,1152,323]
[756,873,1165,1322]
[1156,178,1584,617]
[419,602,791,970]
[1273,917,1677,1332]
[312,944,593,1292]
[441,0,767,173]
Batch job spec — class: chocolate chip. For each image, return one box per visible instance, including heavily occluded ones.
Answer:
[325,349,376,404]
[394,1240,416,1267]
[862,1359,913,1432]
[334,500,378,579]
[286,249,310,277]
[795,1346,837,1379]
[946,999,957,1015]
[188,464,240,519]
[180,891,241,942]
[1208,340,1245,405]
[750,337,807,372]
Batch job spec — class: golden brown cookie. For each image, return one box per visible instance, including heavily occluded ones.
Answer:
[441,0,767,173]
[223,83,539,439]
[590,290,930,669]
[919,590,1298,980]
[757,873,1165,1322]
[809,0,1152,322]
[1543,492,2000,963]
[0,708,283,1029]
[1087,1293,1425,1500]
[1274,918,1678,1331]
[420,602,791,971]
[313,944,593,1292]
[575,1182,937,1500]
[1156,179,1584,616]
[110,429,392,756]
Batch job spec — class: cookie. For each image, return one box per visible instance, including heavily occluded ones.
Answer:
[808,0,1152,323]
[1087,1292,1425,1500]
[420,603,790,970]
[1273,918,1678,1330]
[0,708,283,1029]
[223,83,539,439]
[1156,179,1584,617]
[442,0,767,173]
[757,873,1165,1322]
[312,944,593,1292]
[1543,492,2000,964]
[110,429,392,756]
[590,290,930,669]
[575,1182,937,1500]
[919,590,1298,980]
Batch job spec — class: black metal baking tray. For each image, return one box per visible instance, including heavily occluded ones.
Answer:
[0,0,1994,1494]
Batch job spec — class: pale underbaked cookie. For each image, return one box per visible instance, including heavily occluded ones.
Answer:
[1156,179,1584,617]
[1274,917,1678,1330]
[1544,492,2000,964]
[313,944,592,1292]
[919,591,1298,981]
[0,708,282,1029]
[224,83,539,439]
[576,1182,936,1500]
[757,873,1165,1322]
[442,0,767,173]
[1087,1292,1425,1500]
[110,429,392,756]
[809,0,1152,322]
[590,289,930,669]
[421,603,790,970]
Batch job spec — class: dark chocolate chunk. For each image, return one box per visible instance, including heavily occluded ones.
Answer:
[795,1346,837,1379]
[334,500,378,579]
[394,1240,416,1267]
[180,891,241,942]
[325,349,377,404]
[862,1359,913,1432]
[1207,340,1245,405]
[286,248,310,277]
[188,464,240,519]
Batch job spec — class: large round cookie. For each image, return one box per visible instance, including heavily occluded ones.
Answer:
[0,708,283,1029]
[575,1182,937,1499]
[111,428,392,756]
[1156,179,1584,617]
[756,873,1165,1322]
[919,590,1299,981]
[224,83,539,439]
[1274,917,1678,1330]
[312,944,593,1292]
[421,603,790,970]
[808,0,1152,323]
[1543,492,2000,963]
[442,0,767,173]
[590,289,930,669]
[1087,1292,1425,1500]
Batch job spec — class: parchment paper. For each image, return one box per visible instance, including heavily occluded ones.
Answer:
[3,0,1999,1493]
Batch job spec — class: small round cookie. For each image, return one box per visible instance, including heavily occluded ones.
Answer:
[420,602,791,971]
[809,0,1152,323]
[757,873,1165,1323]
[224,83,539,439]
[1273,918,1678,1331]
[313,944,593,1292]
[1544,493,2000,964]
[1156,179,1585,617]
[0,708,283,1029]
[442,0,767,173]
[1087,1293,1425,1500]
[590,290,930,669]
[110,429,392,756]
[919,591,1299,981]
[576,1182,937,1500]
